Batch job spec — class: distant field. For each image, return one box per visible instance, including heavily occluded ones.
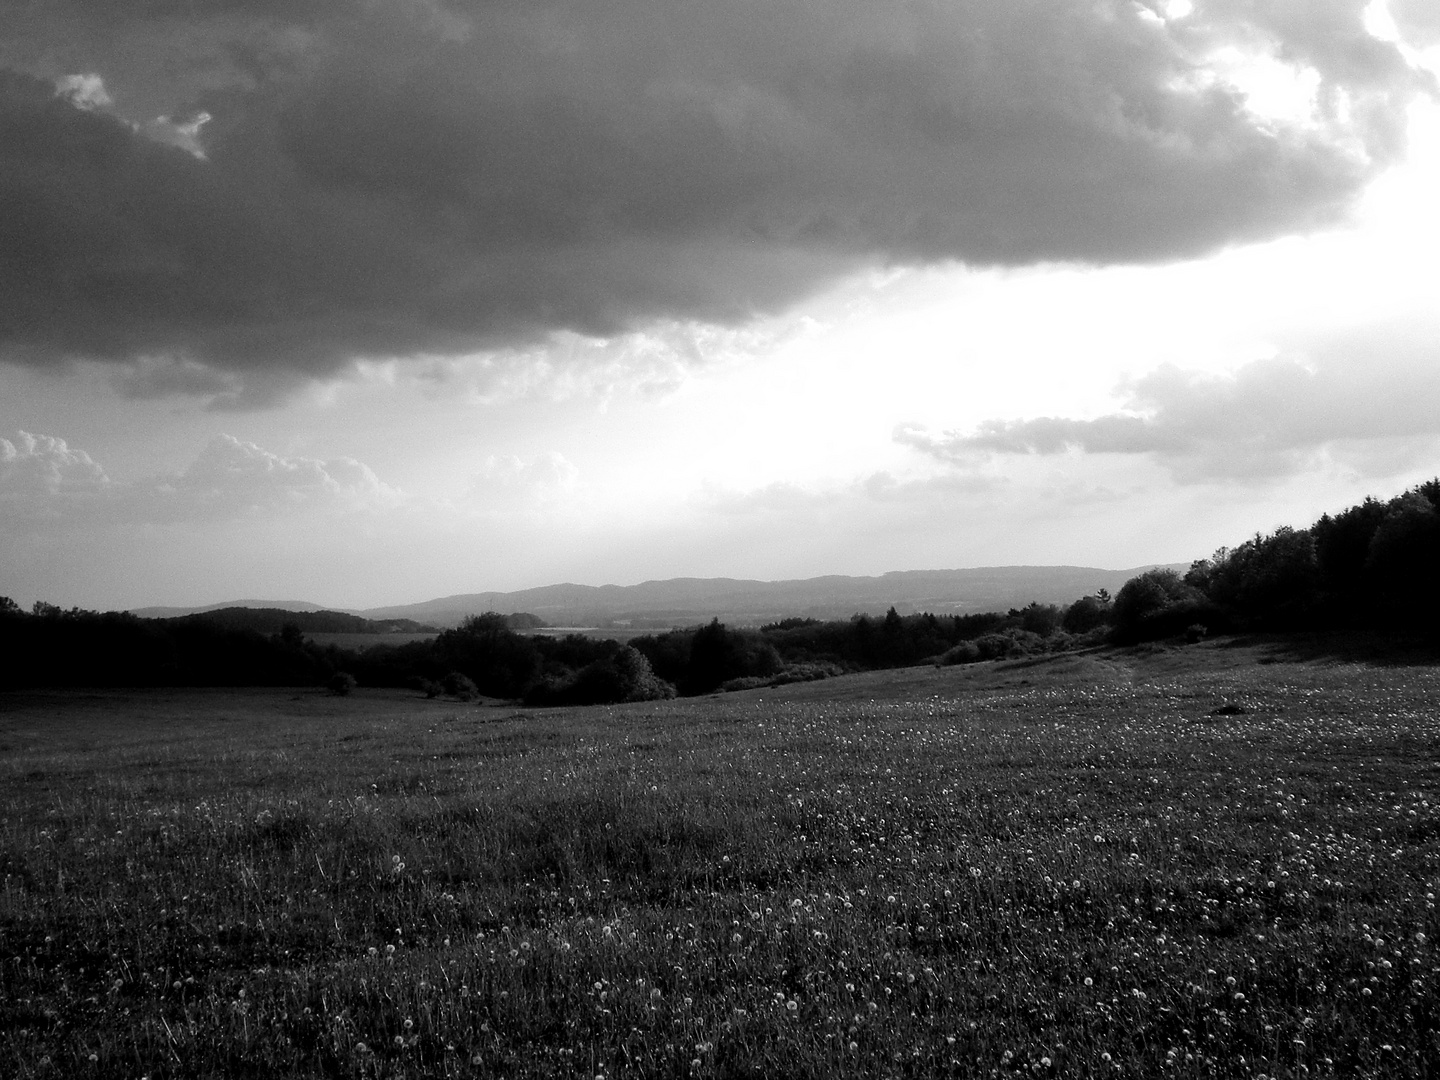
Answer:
[306,631,438,649]
[306,628,665,649]
[527,626,680,641]
[2,642,1439,1077]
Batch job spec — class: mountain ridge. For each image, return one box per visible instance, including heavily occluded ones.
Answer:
[129,564,1181,628]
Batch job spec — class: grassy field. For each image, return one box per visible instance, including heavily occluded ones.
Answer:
[525,628,676,642]
[2,640,1438,1078]
[304,633,439,651]
[302,627,664,650]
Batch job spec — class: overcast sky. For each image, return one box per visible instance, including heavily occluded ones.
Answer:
[3,0,1439,610]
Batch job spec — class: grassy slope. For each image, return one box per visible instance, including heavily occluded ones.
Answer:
[1,642,1438,1078]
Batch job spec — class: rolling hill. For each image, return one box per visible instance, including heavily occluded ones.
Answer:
[129,565,1178,629]
[357,565,1176,628]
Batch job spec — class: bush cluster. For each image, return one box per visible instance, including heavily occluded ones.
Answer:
[524,646,676,706]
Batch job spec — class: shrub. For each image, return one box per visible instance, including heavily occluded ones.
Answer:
[940,642,982,665]
[718,662,844,691]
[719,676,771,693]
[525,647,676,706]
[1019,602,1064,638]
[976,629,1046,660]
[406,675,442,698]
[327,671,358,696]
[1112,569,1219,642]
[604,645,677,703]
[441,671,480,701]
[770,662,844,684]
[941,630,1048,663]
[1062,594,1112,634]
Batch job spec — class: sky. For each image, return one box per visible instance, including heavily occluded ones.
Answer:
[2,0,1439,611]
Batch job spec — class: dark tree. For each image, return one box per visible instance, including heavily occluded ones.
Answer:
[1113,568,1214,641]
[685,619,780,695]
[1062,594,1112,634]
[1313,497,1389,598]
[526,646,675,706]
[630,629,694,688]
[1364,491,1440,624]
[1187,527,1318,626]
[1019,602,1064,638]
[431,612,541,697]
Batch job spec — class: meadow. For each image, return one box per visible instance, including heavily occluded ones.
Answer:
[2,640,1438,1078]
[304,633,440,652]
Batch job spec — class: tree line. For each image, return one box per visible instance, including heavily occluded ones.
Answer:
[2,478,1434,699]
[0,598,1101,699]
[1109,477,1440,642]
[155,607,438,636]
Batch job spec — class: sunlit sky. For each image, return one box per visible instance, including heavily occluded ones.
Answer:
[3,0,1439,611]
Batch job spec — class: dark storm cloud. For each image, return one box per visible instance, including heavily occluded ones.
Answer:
[0,0,1430,388]
[897,350,1440,482]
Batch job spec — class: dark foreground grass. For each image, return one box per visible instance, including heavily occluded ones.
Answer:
[2,642,1439,1078]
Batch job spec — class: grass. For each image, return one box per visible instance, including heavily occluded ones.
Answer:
[304,633,439,650]
[2,641,1439,1078]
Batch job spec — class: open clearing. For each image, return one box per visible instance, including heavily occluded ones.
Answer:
[304,633,440,651]
[2,641,1438,1078]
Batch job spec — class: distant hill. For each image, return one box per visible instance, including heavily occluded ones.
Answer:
[130,599,344,619]
[125,566,1179,631]
[357,565,1179,629]
[148,607,439,636]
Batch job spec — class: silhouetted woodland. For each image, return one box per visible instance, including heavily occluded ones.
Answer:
[163,607,439,636]
[2,479,1435,699]
[1113,478,1440,642]
[0,605,342,689]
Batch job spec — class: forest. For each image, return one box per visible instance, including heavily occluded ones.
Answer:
[3,478,1436,701]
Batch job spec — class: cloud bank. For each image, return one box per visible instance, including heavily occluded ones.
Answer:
[0,431,111,498]
[897,350,1440,482]
[0,431,401,527]
[1,0,1430,392]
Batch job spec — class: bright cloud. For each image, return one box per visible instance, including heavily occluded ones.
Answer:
[0,431,110,497]
[0,432,403,528]
[896,348,1440,484]
[170,435,403,514]
[53,73,111,111]
[468,452,581,510]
